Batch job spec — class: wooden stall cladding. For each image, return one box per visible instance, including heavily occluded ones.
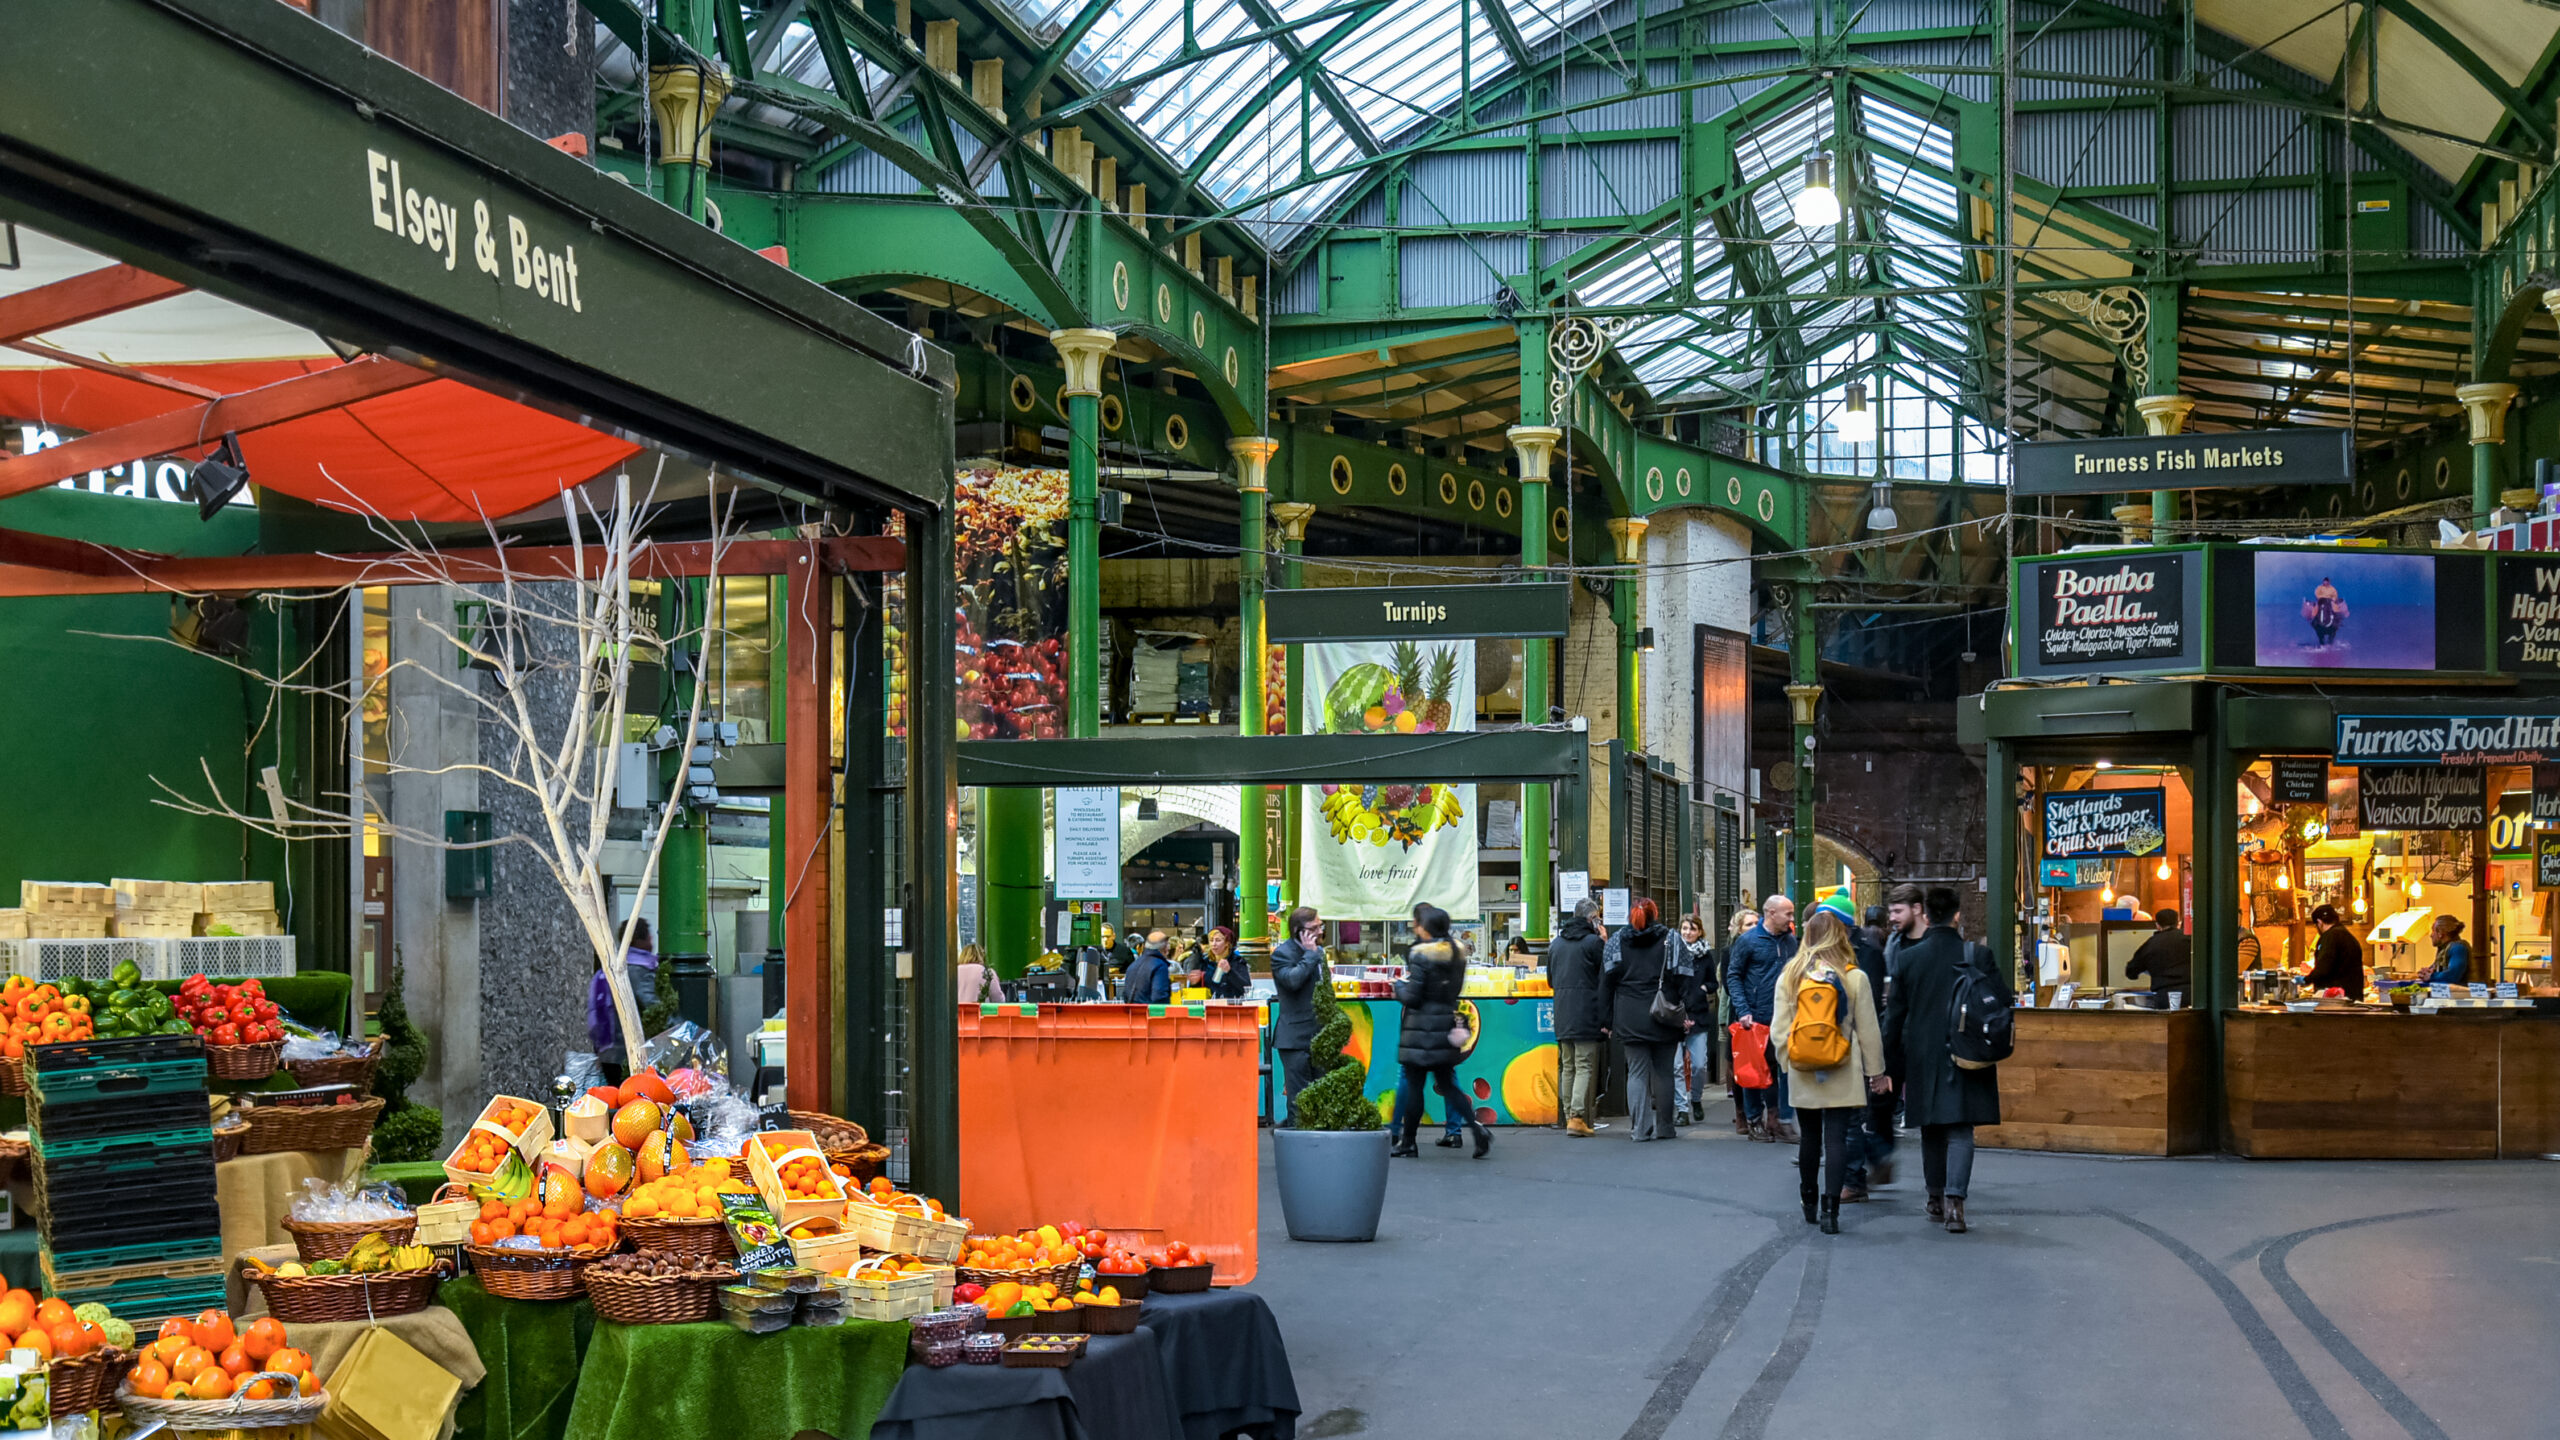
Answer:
[1980,1010,2212,1156]
[2225,1012,2560,1159]
[366,0,502,112]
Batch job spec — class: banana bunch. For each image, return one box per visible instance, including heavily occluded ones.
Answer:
[344,1232,439,1274]
[1318,783,1465,850]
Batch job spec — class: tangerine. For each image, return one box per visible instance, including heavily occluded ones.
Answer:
[243,1317,287,1363]
[171,1345,214,1382]
[130,1357,170,1399]
[190,1368,235,1401]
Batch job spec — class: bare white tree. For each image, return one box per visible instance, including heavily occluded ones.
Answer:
[121,463,735,1067]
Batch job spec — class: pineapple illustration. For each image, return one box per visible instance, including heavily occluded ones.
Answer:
[1420,646,1456,733]
[1385,639,1422,731]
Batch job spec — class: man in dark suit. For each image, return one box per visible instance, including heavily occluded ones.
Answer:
[2124,909,2191,1002]
[1268,907,1329,1124]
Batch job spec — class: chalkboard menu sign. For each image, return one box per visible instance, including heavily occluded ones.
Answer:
[2536,764,2560,823]
[2270,756,2328,806]
[2356,766,2487,831]
[2042,788,2169,859]
[2537,832,2560,891]
[2023,553,2193,674]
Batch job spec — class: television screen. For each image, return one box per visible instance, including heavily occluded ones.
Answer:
[2251,551,2436,670]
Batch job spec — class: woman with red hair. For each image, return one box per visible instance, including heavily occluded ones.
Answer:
[1598,896,1684,1141]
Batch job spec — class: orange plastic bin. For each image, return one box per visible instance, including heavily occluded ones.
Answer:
[959,1003,1261,1284]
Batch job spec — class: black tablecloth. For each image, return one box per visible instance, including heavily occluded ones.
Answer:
[875,1290,1299,1440]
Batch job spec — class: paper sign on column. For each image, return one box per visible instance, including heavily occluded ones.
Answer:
[1601,889,1629,925]
[1557,871,1590,907]
[1053,787,1121,900]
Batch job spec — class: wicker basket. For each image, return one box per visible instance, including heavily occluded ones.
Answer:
[205,1040,284,1083]
[1087,1267,1149,1300]
[285,1035,384,1090]
[250,1267,442,1324]
[1146,1262,1213,1293]
[281,1213,417,1261]
[620,1214,736,1262]
[0,1055,22,1098]
[117,1381,328,1431]
[49,1346,138,1417]
[785,1110,868,1151]
[465,1243,615,1301]
[955,1260,1084,1294]
[239,1095,383,1155]
[1079,1299,1143,1335]
[825,1142,892,1187]
[211,1124,246,1163]
[582,1265,736,1325]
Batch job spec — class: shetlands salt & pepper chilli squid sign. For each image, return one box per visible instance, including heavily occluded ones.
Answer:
[2042,789,2168,859]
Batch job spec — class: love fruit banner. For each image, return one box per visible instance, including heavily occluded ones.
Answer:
[1300,639,1479,920]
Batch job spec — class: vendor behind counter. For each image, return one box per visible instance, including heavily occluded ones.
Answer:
[2122,911,2191,997]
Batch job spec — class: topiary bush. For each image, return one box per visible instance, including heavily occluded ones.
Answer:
[373,952,427,1110]
[1292,979,1380,1131]
[371,1102,446,1163]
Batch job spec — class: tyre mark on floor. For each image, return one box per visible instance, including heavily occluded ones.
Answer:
[2099,1208,2350,1440]
[2258,1209,2457,1440]
[1712,1243,1829,1440]
[1619,1228,1805,1440]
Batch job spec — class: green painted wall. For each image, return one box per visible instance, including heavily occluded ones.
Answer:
[0,486,284,897]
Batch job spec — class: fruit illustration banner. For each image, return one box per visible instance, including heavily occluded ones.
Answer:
[1289,997,1557,1126]
[1302,639,1478,920]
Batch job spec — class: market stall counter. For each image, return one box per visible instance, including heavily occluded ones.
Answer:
[1981,1009,2212,1156]
[2224,1007,2560,1158]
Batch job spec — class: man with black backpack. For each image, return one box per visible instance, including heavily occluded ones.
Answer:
[1881,886,2012,1235]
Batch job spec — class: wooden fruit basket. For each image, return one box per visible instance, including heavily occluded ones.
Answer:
[464,1243,616,1301]
[845,1203,968,1262]
[211,1123,246,1163]
[1147,1262,1213,1293]
[785,1110,867,1152]
[250,1266,443,1324]
[582,1265,735,1325]
[281,1213,416,1261]
[285,1035,384,1090]
[620,1214,736,1262]
[48,1346,137,1417]
[206,1039,284,1083]
[241,1096,384,1155]
[118,1380,326,1432]
[825,1141,893,1186]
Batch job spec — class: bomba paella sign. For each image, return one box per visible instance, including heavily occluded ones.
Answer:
[2029,553,2189,670]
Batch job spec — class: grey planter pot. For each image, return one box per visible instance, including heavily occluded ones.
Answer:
[1272,1127,1391,1242]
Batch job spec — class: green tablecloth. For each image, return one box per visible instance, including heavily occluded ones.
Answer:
[445,1276,597,1440]
[563,1317,911,1440]
[446,1274,910,1440]
[369,1160,453,1205]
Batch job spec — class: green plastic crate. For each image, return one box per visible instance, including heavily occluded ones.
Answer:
[27,1056,207,1107]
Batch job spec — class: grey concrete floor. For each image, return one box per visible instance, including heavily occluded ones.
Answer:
[1249,1103,2560,1440]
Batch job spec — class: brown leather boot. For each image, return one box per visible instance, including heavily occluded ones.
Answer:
[1926,1194,1946,1222]
[1944,1196,1968,1234]
[1567,1116,1594,1138]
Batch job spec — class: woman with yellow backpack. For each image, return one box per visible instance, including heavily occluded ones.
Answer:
[1770,909,1888,1234]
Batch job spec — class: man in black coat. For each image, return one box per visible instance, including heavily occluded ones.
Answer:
[1546,899,1608,1137]
[1268,906,1329,1125]
[2124,909,2191,1002]
[1882,886,2008,1234]
[2304,905,2366,1000]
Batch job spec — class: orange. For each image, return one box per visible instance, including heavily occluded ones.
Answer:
[151,1334,189,1365]
[268,1347,312,1380]
[16,1327,50,1361]
[219,1342,253,1376]
[241,1377,282,1400]
[130,1357,170,1399]
[0,1290,32,1334]
[193,1311,238,1353]
[33,1297,71,1329]
[189,1368,235,1401]
[171,1345,214,1382]
[242,1317,286,1364]
[48,1320,88,1358]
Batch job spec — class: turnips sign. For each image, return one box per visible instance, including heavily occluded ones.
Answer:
[2025,553,2191,673]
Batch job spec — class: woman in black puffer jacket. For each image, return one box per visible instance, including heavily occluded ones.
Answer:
[1391,903,1491,1159]
[1598,898,1683,1141]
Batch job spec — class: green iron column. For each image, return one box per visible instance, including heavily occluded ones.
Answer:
[2458,382,2519,528]
[1232,438,1280,962]
[1783,578,1821,908]
[1053,329,1117,737]
[643,7,727,226]
[1606,518,1647,752]
[1270,503,1315,911]
[1508,420,1562,952]
[659,579,713,1022]
[2139,281,2186,540]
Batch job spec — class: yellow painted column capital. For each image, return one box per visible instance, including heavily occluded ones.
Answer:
[1050,328,1118,397]
[2134,394,2196,437]
[1507,424,1563,481]
[1605,516,1649,563]
[2457,382,2520,445]
[1227,436,1280,492]
[1269,502,1317,542]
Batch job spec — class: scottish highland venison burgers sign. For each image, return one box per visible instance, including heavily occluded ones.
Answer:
[2356,767,2487,831]
[2498,556,2560,671]
[2334,713,2560,766]
[2042,788,2168,859]
[2018,553,2198,676]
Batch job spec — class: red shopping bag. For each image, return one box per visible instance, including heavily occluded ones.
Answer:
[1729,1020,1772,1089]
